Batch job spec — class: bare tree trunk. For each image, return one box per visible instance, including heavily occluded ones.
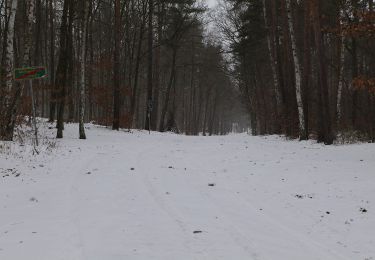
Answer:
[263,0,282,132]
[145,0,154,130]
[79,0,89,139]
[285,0,306,140]
[0,0,18,141]
[202,95,210,136]
[312,0,334,144]
[279,0,294,136]
[350,0,359,129]
[188,39,195,135]
[129,3,146,128]
[270,0,288,134]
[23,0,36,66]
[208,89,219,136]
[159,48,177,132]
[151,1,163,130]
[34,0,42,118]
[56,0,73,138]
[1,0,35,140]
[301,0,311,139]
[165,70,178,132]
[48,0,56,122]
[112,0,120,130]
[23,0,37,144]
[88,5,94,121]
[336,9,346,126]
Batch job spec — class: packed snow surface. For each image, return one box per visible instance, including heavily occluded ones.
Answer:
[1,123,374,260]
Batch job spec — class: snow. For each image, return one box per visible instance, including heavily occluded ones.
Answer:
[1,123,375,260]
[206,0,218,8]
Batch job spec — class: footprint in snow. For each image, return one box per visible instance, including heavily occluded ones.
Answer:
[30,197,38,202]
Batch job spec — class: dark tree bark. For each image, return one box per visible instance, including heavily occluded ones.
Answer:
[112,0,121,130]
[312,0,334,144]
[301,0,311,139]
[145,0,154,131]
[48,0,56,122]
[129,2,147,128]
[159,47,177,132]
[150,1,163,130]
[56,0,74,138]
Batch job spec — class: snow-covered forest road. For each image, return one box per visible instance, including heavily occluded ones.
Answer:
[1,124,374,260]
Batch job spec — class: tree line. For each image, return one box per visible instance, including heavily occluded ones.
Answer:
[217,0,375,144]
[0,0,246,141]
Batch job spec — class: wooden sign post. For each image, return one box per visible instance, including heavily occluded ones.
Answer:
[14,66,48,148]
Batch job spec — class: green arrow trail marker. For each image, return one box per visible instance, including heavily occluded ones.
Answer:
[14,66,47,81]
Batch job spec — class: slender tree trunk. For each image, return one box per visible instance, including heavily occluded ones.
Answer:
[336,9,346,126]
[23,0,37,136]
[280,0,294,136]
[1,0,34,141]
[112,0,121,130]
[302,0,311,139]
[312,0,334,144]
[159,48,177,132]
[56,0,72,138]
[145,0,154,130]
[0,0,18,141]
[151,1,163,130]
[351,0,359,129]
[79,0,89,139]
[188,39,195,135]
[23,0,36,66]
[66,38,74,123]
[208,89,219,136]
[271,0,288,134]
[263,0,282,132]
[194,82,204,135]
[34,0,42,65]
[48,0,56,122]
[202,94,210,136]
[129,6,146,128]
[286,0,306,140]
[0,3,10,97]
[34,0,42,117]
[88,8,94,122]
[165,70,178,132]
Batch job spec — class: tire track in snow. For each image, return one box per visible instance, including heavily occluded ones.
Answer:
[66,142,141,259]
[146,138,351,260]
[136,140,260,260]
[66,149,103,260]
[179,142,353,260]
[135,142,199,260]
[204,188,351,260]
[67,137,196,259]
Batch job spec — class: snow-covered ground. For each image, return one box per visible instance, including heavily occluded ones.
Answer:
[1,123,374,260]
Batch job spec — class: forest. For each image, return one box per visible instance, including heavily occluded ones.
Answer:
[0,0,245,142]
[218,0,375,144]
[1,1,375,259]
[0,0,374,144]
